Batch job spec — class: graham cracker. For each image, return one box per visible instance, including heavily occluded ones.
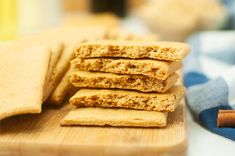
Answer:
[71,58,182,80]
[43,42,64,101]
[0,46,50,120]
[48,68,78,105]
[46,27,107,105]
[106,28,159,41]
[70,70,178,92]
[44,43,75,101]
[75,40,189,61]
[61,107,168,127]
[70,86,185,112]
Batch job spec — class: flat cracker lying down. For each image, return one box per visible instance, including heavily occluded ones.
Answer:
[70,71,179,92]
[75,40,190,61]
[70,86,185,112]
[71,58,182,80]
[0,46,50,120]
[61,107,168,127]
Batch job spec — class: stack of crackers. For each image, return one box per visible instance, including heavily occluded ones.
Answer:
[0,27,160,121]
[61,40,190,127]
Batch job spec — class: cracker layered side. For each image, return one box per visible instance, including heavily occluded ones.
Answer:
[70,86,185,112]
[75,40,189,61]
[71,58,182,80]
[70,71,178,92]
[62,40,189,128]
[61,107,168,127]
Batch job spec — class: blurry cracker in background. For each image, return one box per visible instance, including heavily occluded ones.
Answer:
[61,12,140,43]
[62,13,120,28]
[0,46,50,120]
[106,28,133,40]
[106,27,160,41]
[129,33,160,41]
[136,0,226,41]
[61,107,168,127]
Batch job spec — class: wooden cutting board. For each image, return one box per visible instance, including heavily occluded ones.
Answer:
[0,97,187,156]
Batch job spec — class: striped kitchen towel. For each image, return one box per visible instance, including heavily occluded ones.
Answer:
[184,31,235,141]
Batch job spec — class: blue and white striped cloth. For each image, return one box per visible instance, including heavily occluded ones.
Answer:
[184,31,235,141]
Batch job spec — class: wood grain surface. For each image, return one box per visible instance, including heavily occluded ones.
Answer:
[0,97,187,156]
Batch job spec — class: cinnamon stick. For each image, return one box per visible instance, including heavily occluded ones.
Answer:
[217,110,235,128]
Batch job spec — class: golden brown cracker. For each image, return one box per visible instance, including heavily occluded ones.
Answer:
[75,40,190,61]
[70,70,178,92]
[70,86,185,112]
[61,107,168,127]
[0,46,50,120]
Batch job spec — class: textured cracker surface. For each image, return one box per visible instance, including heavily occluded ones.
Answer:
[75,40,189,61]
[61,107,168,127]
[70,70,178,92]
[70,86,184,112]
[71,58,182,80]
[0,47,50,120]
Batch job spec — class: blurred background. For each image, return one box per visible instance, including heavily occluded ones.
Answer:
[0,0,234,41]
